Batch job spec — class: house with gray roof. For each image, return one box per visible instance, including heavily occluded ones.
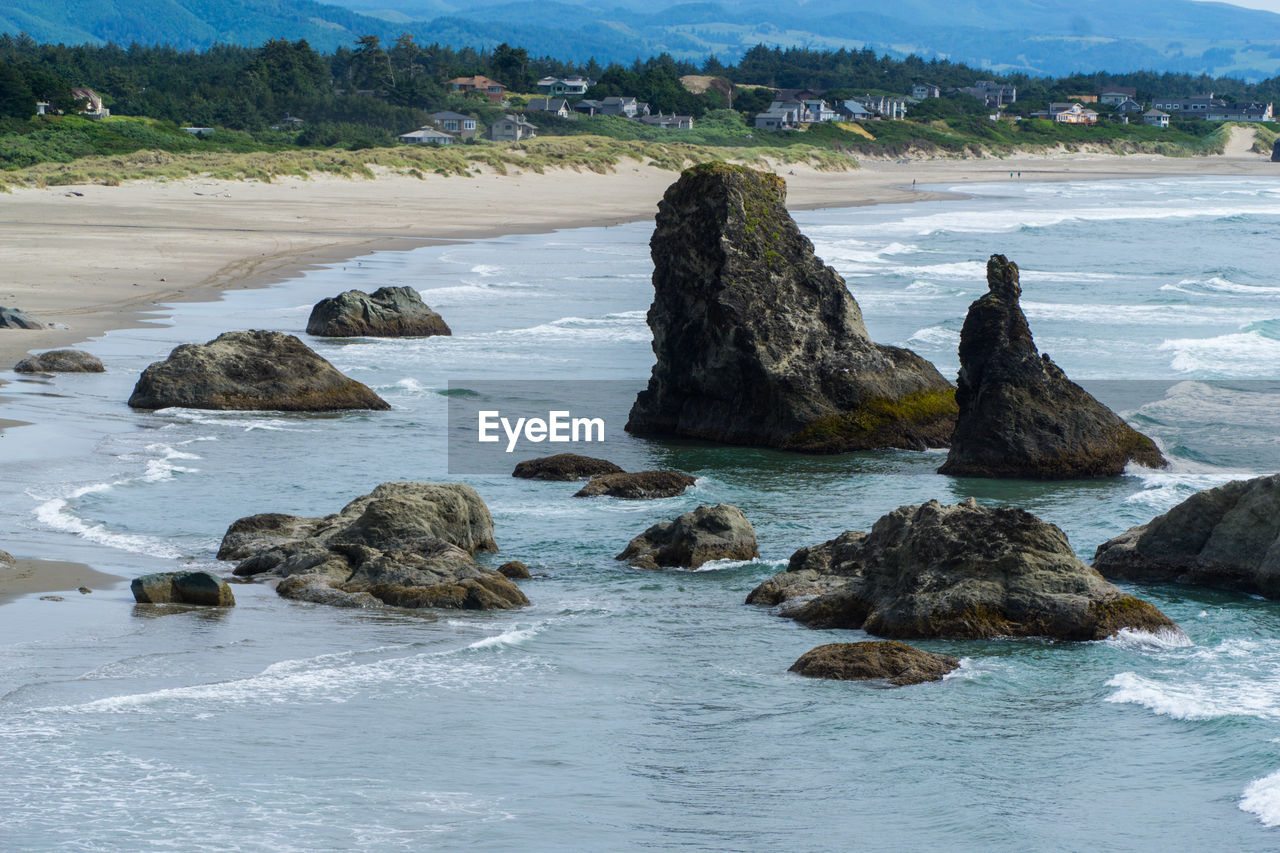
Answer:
[428,111,478,140]
[398,127,457,145]
[525,98,574,118]
[487,114,538,142]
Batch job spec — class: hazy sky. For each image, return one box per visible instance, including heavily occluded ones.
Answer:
[1197,0,1280,12]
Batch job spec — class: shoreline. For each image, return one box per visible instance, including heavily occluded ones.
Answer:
[0,140,1274,371]
[0,557,123,603]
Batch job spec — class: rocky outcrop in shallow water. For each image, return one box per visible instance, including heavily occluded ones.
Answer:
[748,498,1178,641]
[1273,139,1280,162]
[1094,473,1280,597]
[14,349,105,373]
[789,641,960,686]
[128,330,389,411]
[625,163,956,453]
[938,255,1165,479]
[574,470,696,499]
[220,482,527,611]
[306,286,451,338]
[131,570,236,606]
[512,454,624,481]
[0,307,46,330]
[617,504,758,569]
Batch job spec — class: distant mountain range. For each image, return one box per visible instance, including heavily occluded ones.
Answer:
[7,0,1280,80]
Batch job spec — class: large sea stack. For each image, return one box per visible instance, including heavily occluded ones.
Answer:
[306,286,451,338]
[626,163,955,452]
[128,330,389,411]
[747,498,1178,641]
[1095,473,1280,597]
[939,255,1165,479]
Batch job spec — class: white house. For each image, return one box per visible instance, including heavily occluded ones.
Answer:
[398,127,457,145]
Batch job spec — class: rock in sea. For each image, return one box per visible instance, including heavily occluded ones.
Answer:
[748,498,1178,641]
[617,504,758,569]
[131,570,236,606]
[574,471,696,499]
[306,286,451,338]
[939,255,1165,479]
[1094,472,1280,597]
[14,349,105,373]
[512,453,624,481]
[626,163,955,452]
[497,560,532,579]
[219,482,527,611]
[789,641,960,686]
[127,330,389,411]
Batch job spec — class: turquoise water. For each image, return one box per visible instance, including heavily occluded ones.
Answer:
[3,177,1280,849]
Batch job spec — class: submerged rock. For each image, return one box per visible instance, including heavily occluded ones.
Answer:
[497,560,531,579]
[306,286,451,338]
[1094,473,1280,597]
[939,255,1165,479]
[14,349,105,373]
[131,571,236,606]
[574,470,696,499]
[219,482,527,611]
[789,641,960,686]
[617,504,758,569]
[512,453,624,481]
[626,163,955,453]
[0,307,46,330]
[748,498,1178,641]
[128,330,389,412]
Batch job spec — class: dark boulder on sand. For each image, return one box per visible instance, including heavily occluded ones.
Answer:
[626,163,956,453]
[14,349,104,373]
[617,504,758,569]
[0,549,13,567]
[128,330,389,411]
[789,641,960,686]
[0,307,46,330]
[306,286,451,338]
[574,470,696,499]
[131,570,236,606]
[220,482,527,611]
[512,453,624,481]
[748,498,1178,641]
[939,255,1166,479]
[1094,473,1280,597]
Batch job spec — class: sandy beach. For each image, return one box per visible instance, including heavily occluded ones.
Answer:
[0,557,122,602]
[0,131,1274,368]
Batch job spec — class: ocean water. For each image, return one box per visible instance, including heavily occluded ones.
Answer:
[2,176,1280,849]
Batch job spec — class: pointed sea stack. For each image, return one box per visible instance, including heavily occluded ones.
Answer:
[938,255,1165,479]
[626,163,955,452]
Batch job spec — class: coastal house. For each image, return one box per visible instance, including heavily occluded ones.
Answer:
[1142,109,1170,128]
[1049,103,1099,125]
[71,87,109,118]
[599,96,648,118]
[639,113,694,130]
[449,75,507,103]
[1205,101,1274,122]
[754,102,802,130]
[1115,98,1144,115]
[1098,87,1138,106]
[1152,93,1224,115]
[572,99,604,116]
[912,83,941,99]
[835,100,875,121]
[854,95,908,120]
[397,127,457,145]
[487,114,537,142]
[429,111,479,140]
[799,98,838,123]
[525,98,574,118]
[536,76,594,96]
[956,80,1016,107]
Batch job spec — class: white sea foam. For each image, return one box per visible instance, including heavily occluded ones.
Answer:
[1158,331,1280,376]
[34,495,184,558]
[479,315,649,343]
[1242,770,1280,827]
[1105,627,1193,652]
[1160,276,1280,297]
[907,326,961,348]
[1105,669,1280,722]
[467,623,544,649]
